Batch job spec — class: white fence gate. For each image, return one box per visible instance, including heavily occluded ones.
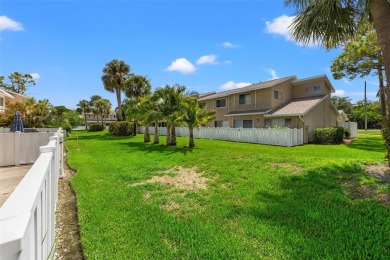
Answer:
[337,122,358,138]
[140,127,304,147]
[0,128,64,260]
[0,131,56,167]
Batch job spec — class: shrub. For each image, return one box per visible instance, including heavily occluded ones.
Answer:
[344,128,351,139]
[314,127,344,144]
[89,123,104,132]
[108,121,134,136]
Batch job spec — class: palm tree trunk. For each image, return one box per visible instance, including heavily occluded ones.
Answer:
[144,125,150,142]
[133,119,137,136]
[171,125,177,146]
[154,121,159,144]
[166,124,171,146]
[378,66,386,117]
[84,113,88,130]
[189,127,195,148]
[370,0,390,166]
[116,88,123,121]
[101,112,104,129]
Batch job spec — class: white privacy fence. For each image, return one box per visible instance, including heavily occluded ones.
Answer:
[140,127,304,147]
[0,130,56,167]
[0,128,64,260]
[337,122,358,138]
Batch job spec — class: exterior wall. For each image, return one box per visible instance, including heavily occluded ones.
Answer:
[255,88,272,109]
[270,80,294,108]
[293,79,331,99]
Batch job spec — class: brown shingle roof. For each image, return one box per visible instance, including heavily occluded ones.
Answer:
[198,76,296,101]
[266,95,326,116]
[225,109,270,116]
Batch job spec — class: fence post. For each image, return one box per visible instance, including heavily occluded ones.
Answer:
[14,131,21,166]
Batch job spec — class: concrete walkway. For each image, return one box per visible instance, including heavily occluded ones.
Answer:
[0,165,32,207]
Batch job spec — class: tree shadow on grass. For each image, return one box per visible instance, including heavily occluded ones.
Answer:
[117,141,195,155]
[346,136,385,153]
[234,164,390,258]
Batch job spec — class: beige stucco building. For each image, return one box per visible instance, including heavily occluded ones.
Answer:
[0,89,30,113]
[199,75,339,143]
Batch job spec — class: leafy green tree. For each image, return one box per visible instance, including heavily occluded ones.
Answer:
[331,28,386,116]
[102,59,131,121]
[351,100,382,129]
[77,99,91,130]
[24,97,37,127]
[124,75,151,135]
[181,96,215,148]
[90,95,102,123]
[331,96,354,119]
[34,99,53,127]
[0,72,36,94]
[96,98,111,128]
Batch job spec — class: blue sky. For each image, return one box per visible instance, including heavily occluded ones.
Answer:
[0,0,379,109]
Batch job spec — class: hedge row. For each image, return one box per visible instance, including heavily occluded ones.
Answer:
[108,121,134,136]
[88,124,104,132]
[314,127,345,144]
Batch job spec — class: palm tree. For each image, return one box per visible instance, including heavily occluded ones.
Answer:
[96,99,111,128]
[125,75,151,135]
[34,99,52,127]
[181,96,216,148]
[102,59,130,121]
[101,99,112,127]
[77,99,90,130]
[90,95,102,123]
[24,97,37,127]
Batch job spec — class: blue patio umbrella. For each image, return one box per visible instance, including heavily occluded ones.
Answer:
[10,111,24,132]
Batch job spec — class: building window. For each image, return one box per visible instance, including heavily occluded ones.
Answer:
[215,121,223,127]
[216,99,227,108]
[285,119,292,128]
[234,120,253,128]
[274,90,283,100]
[239,94,251,105]
[0,97,3,107]
[305,85,322,96]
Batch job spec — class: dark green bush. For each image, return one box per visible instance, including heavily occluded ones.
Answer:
[314,127,344,144]
[108,121,134,136]
[344,128,351,139]
[89,123,104,132]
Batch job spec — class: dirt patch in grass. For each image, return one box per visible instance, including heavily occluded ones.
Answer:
[270,162,303,174]
[55,160,83,260]
[160,201,180,211]
[130,166,210,190]
[363,164,390,182]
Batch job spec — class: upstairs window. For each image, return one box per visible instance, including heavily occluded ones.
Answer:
[216,99,227,108]
[274,90,283,100]
[305,85,322,96]
[0,97,3,107]
[239,93,251,105]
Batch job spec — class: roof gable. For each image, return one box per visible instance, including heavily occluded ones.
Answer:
[266,95,327,117]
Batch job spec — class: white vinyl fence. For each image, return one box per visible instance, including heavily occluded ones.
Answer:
[0,130,56,167]
[140,127,304,147]
[0,128,64,260]
[337,122,358,138]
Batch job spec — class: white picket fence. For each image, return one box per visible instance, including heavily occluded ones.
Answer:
[0,130,56,167]
[140,127,304,147]
[337,122,358,138]
[0,128,58,133]
[0,128,64,260]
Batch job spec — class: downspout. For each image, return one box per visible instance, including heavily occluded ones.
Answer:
[299,115,306,143]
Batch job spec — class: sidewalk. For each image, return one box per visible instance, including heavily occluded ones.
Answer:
[0,165,32,206]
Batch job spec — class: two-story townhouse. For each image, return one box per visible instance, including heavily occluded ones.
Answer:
[83,110,118,125]
[198,75,339,143]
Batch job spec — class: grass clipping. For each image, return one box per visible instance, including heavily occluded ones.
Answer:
[129,166,209,190]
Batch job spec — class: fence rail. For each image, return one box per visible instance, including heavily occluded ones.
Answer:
[0,128,64,260]
[0,130,56,167]
[337,122,358,138]
[140,127,304,147]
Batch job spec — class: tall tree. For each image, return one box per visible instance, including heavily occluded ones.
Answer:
[34,99,52,126]
[285,0,390,164]
[102,59,130,121]
[77,99,91,130]
[24,97,37,128]
[331,96,354,119]
[181,96,216,148]
[124,75,151,135]
[0,72,36,94]
[331,28,386,116]
[90,95,102,123]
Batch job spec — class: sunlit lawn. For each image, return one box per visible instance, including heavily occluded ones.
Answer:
[66,131,390,259]
[357,129,381,135]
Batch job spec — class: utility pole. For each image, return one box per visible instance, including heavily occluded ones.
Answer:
[364,81,367,131]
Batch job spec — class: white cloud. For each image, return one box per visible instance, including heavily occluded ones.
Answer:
[334,89,346,97]
[166,58,196,74]
[265,15,317,47]
[222,42,239,48]
[0,16,24,31]
[224,60,232,64]
[220,81,251,91]
[30,73,40,79]
[196,55,218,65]
[266,69,279,80]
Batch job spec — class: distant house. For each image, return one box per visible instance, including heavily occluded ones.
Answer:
[0,89,30,113]
[338,110,349,123]
[82,110,117,125]
[198,75,339,143]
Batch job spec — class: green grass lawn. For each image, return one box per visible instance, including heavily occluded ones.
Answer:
[357,129,382,135]
[66,131,390,259]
